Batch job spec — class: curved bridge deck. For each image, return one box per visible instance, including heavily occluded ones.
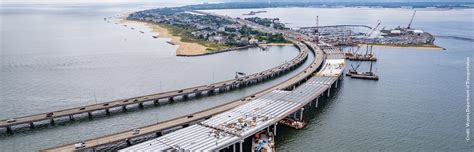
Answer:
[119,43,346,151]
[0,44,308,133]
[42,40,325,152]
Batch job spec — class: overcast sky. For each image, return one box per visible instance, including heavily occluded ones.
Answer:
[2,0,469,4]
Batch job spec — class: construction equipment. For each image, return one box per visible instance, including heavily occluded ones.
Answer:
[407,10,416,29]
[366,20,381,38]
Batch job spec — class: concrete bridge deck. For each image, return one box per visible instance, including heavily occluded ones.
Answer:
[0,43,308,133]
[119,44,346,151]
[42,41,325,152]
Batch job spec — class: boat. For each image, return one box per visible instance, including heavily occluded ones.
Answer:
[278,118,306,129]
[166,41,175,45]
[346,45,377,61]
[346,61,379,80]
[152,36,158,39]
[139,31,144,33]
[252,130,275,152]
[131,27,135,30]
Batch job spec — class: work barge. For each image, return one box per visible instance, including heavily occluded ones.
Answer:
[43,40,345,151]
[0,44,308,134]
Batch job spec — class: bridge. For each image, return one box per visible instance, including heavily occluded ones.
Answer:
[0,42,308,134]
[41,11,347,152]
[42,40,328,152]
[119,43,345,151]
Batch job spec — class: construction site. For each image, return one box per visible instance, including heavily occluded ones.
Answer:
[298,11,437,47]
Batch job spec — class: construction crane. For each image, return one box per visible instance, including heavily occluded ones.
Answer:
[366,20,381,38]
[407,10,416,29]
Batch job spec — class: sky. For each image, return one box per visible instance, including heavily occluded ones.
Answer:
[1,0,470,5]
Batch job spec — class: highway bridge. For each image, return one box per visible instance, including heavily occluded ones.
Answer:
[41,11,347,152]
[42,40,327,152]
[0,42,308,134]
[121,47,344,151]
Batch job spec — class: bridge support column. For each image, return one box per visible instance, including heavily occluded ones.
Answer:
[105,109,110,115]
[6,126,13,134]
[208,90,214,95]
[122,106,127,112]
[155,132,162,137]
[169,97,174,103]
[29,122,34,129]
[183,95,188,101]
[274,123,277,136]
[154,100,160,106]
[69,115,75,121]
[335,79,338,88]
[125,138,132,146]
[300,108,304,121]
[88,112,93,119]
[315,97,319,108]
[239,140,243,152]
[138,103,144,108]
[233,143,235,152]
[327,87,331,97]
[51,119,55,126]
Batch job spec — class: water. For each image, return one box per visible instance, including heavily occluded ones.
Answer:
[1,4,473,151]
[0,4,308,151]
[205,7,474,151]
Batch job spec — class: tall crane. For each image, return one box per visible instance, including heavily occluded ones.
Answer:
[407,10,416,29]
[366,20,381,38]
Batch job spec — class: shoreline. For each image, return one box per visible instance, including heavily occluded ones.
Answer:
[121,18,209,56]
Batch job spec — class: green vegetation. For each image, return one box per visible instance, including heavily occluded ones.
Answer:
[157,23,234,52]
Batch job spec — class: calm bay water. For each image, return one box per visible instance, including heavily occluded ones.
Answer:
[0,4,305,151]
[0,4,473,151]
[205,7,474,151]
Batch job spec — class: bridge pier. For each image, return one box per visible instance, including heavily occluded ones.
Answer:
[154,99,160,105]
[125,138,132,146]
[183,95,188,101]
[122,106,127,112]
[51,119,55,126]
[69,115,75,121]
[327,86,331,97]
[105,109,110,115]
[273,123,277,136]
[6,126,13,134]
[155,132,162,137]
[169,97,174,103]
[29,122,34,129]
[239,140,243,152]
[208,90,215,95]
[138,103,144,108]
[195,92,202,98]
[335,79,338,88]
[88,112,93,119]
[315,97,319,108]
[299,108,304,121]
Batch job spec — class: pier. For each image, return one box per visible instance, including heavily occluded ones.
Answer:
[0,44,308,134]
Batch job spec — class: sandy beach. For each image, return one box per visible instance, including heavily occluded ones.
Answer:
[121,18,209,56]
